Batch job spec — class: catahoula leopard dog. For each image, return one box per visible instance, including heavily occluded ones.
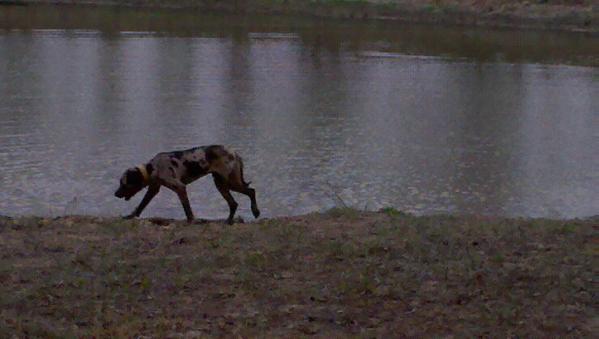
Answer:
[115,145,260,224]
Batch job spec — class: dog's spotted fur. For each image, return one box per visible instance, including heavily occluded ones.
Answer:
[115,145,260,224]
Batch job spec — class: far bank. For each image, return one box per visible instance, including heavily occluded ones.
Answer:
[2,0,597,33]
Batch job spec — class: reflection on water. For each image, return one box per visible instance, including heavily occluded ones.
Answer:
[0,6,597,219]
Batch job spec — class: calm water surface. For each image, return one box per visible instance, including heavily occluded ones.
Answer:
[0,6,597,219]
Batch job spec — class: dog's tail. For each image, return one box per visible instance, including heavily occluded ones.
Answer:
[238,155,251,187]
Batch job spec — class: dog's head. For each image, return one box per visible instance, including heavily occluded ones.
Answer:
[115,167,146,201]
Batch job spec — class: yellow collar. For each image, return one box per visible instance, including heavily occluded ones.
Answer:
[136,165,150,184]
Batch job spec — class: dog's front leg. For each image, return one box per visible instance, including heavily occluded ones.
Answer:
[175,187,195,223]
[162,180,196,223]
[124,184,161,219]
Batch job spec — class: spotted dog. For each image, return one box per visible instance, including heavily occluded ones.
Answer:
[115,145,260,224]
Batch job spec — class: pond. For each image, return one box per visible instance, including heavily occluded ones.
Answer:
[0,5,597,219]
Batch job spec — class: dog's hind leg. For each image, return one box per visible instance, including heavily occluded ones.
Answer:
[226,158,260,219]
[124,184,160,219]
[235,186,260,219]
[213,174,238,225]
[228,182,260,219]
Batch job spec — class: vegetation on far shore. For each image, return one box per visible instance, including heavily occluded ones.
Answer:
[5,0,598,32]
[0,209,597,337]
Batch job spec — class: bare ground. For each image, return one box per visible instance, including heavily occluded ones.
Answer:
[0,209,597,337]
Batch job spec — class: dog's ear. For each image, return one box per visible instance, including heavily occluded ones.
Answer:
[126,168,143,187]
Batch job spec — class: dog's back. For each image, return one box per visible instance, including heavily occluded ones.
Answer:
[150,145,239,185]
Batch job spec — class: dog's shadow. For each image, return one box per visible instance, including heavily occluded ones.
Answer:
[147,216,245,226]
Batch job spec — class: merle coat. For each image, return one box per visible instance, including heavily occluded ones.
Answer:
[115,145,260,224]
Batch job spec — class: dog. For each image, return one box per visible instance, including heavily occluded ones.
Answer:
[115,145,260,224]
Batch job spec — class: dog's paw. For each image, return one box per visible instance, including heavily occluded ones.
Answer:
[252,208,261,219]
[225,216,244,225]
[122,214,136,220]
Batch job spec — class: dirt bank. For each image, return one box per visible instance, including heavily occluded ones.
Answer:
[0,209,596,336]
[3,0,598,33]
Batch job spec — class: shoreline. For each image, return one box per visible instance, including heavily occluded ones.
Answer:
[1,209,598,224]
[2,0,597,34]
[1,209,597,336]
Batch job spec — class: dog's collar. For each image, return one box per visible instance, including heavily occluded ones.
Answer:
[136,164,150,184]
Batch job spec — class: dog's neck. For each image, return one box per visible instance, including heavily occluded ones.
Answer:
[136,164,150,184]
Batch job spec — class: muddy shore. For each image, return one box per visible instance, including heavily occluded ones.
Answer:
[1,209,596,336]
[2,0,597,33]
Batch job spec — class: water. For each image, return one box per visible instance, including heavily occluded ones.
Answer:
[0,6,597,219]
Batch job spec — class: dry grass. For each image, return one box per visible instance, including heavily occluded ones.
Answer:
[0,209,597,337]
